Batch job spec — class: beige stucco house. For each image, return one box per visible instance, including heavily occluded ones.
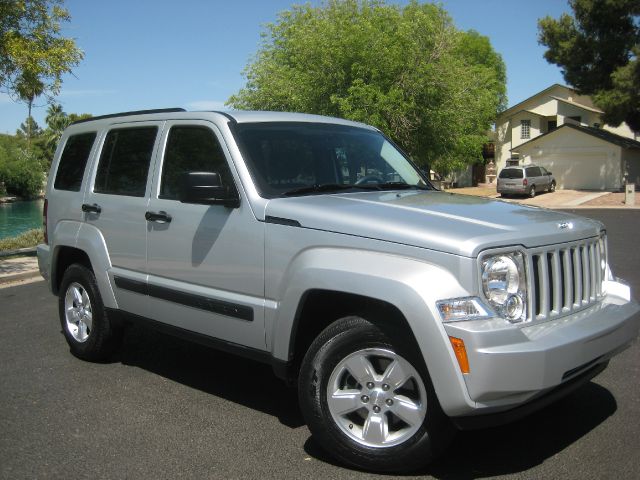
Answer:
[495,84,640,190]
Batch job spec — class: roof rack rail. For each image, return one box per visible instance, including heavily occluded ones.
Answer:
[70,108,187,125]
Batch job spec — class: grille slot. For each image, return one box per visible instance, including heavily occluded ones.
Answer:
[528,237,603,321]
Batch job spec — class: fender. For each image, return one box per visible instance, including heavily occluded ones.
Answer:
[50,221,82,290]
[267,247,477,414]
[74,223,117,308]
[51,220,118,309]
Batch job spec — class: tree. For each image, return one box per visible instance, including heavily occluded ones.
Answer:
[40,103,91,162]
[0,134,45,198]
[538,0,640,131]
[0,0,83,130]
[227,0,506,175]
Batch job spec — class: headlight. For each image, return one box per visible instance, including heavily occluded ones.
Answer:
[481,252,527,323]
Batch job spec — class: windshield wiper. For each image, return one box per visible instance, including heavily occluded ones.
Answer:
[282,183,379,196]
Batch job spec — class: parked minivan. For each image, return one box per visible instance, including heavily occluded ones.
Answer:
[497,164,556,197]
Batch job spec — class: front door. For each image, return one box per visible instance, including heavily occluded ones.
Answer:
[145,121,266,350]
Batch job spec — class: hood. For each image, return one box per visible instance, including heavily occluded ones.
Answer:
[264,190,603,257]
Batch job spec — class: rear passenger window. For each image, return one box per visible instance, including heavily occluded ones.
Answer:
[54,132,97,191]
[94,127,158,197]
[159,126,233,200]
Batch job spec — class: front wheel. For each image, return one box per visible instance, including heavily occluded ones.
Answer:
[549,181,556,192]
[298,316,454,473]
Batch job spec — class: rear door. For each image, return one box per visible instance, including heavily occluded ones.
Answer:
[144,120,266,350]
[82,122,162,316]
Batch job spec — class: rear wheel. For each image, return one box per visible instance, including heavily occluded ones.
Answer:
[528,185,536,198]
[298,316,454,472]
[59,264,122,361]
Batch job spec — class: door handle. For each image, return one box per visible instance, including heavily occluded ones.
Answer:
[81,203,102,214]
[145,210,172,223]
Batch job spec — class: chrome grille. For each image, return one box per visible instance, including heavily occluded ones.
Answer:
[527,236,605,321]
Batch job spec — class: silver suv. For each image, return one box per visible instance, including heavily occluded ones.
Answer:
[37,109,639,473]
[497,164,556,198]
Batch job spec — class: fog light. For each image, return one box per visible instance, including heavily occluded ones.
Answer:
[504,294,525,321]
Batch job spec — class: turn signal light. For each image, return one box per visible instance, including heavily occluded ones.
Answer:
[449,336,470,374]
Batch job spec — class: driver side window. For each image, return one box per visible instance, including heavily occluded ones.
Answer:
[160,126,233,200]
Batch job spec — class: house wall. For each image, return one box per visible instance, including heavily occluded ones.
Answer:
[556,102,600,128]
[622,148,640,186]
[604,123,639,141]
[518,129,623,190]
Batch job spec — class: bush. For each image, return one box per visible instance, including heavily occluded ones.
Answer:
[0,134,46,199]
[0,228,44,251]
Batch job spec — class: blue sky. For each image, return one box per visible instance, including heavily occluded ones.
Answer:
[0,0,571,134]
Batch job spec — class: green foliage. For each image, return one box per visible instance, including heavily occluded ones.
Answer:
[0,134,45,198]
[0,0,84,124]
[40,103,91,161]
[0,228,44,251]
[538,0,640,131]
[227,0,506,175]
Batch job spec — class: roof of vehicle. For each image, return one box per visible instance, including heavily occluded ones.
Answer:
[502,164,543,170]
[70,109,376,130]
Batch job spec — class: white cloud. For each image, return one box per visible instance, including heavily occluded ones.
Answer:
[185,100,227,111]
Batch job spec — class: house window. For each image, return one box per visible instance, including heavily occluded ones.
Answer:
[520,120,531,139]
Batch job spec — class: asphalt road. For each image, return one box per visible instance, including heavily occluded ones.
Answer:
[1,209,638,479]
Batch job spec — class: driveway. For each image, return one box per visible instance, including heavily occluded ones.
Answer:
[450,186,633,208]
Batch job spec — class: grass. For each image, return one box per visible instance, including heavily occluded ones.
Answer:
[0,228,44,252]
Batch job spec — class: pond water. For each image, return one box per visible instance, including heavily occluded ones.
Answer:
[0,199,45,239]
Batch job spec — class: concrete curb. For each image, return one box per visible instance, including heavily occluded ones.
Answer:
[0,247,37,258]
[0,269,43,285]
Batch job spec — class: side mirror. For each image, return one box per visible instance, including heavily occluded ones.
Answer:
[180,172,240,208]
[547,172,553,175]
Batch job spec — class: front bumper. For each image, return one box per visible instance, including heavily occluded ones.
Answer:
[443,290,640,416]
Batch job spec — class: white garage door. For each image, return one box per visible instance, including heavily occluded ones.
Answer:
[535,152,621,190]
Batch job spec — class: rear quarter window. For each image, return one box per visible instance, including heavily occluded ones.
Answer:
[53,132,97,191]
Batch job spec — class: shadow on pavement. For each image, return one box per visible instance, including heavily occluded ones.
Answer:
[114,324,305,429]
[303,381,617,477]
[113,323,617,476]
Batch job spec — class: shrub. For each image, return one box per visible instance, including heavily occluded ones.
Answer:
[0,228,44,251]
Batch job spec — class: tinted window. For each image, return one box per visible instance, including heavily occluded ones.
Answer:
[160,126,233,200]
[94,127,157,197]
[499,169,523,179]
[526,167,541,177]
[54,132,97,191]
[233,122,427,198]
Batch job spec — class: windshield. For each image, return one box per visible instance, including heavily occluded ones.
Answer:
[231,122,431,198]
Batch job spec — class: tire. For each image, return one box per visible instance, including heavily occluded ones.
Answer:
[500,193,509,198]
[58,264,122,361]
[549,181,556,193]
[298,316,455,473]
[528,185,536,198]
